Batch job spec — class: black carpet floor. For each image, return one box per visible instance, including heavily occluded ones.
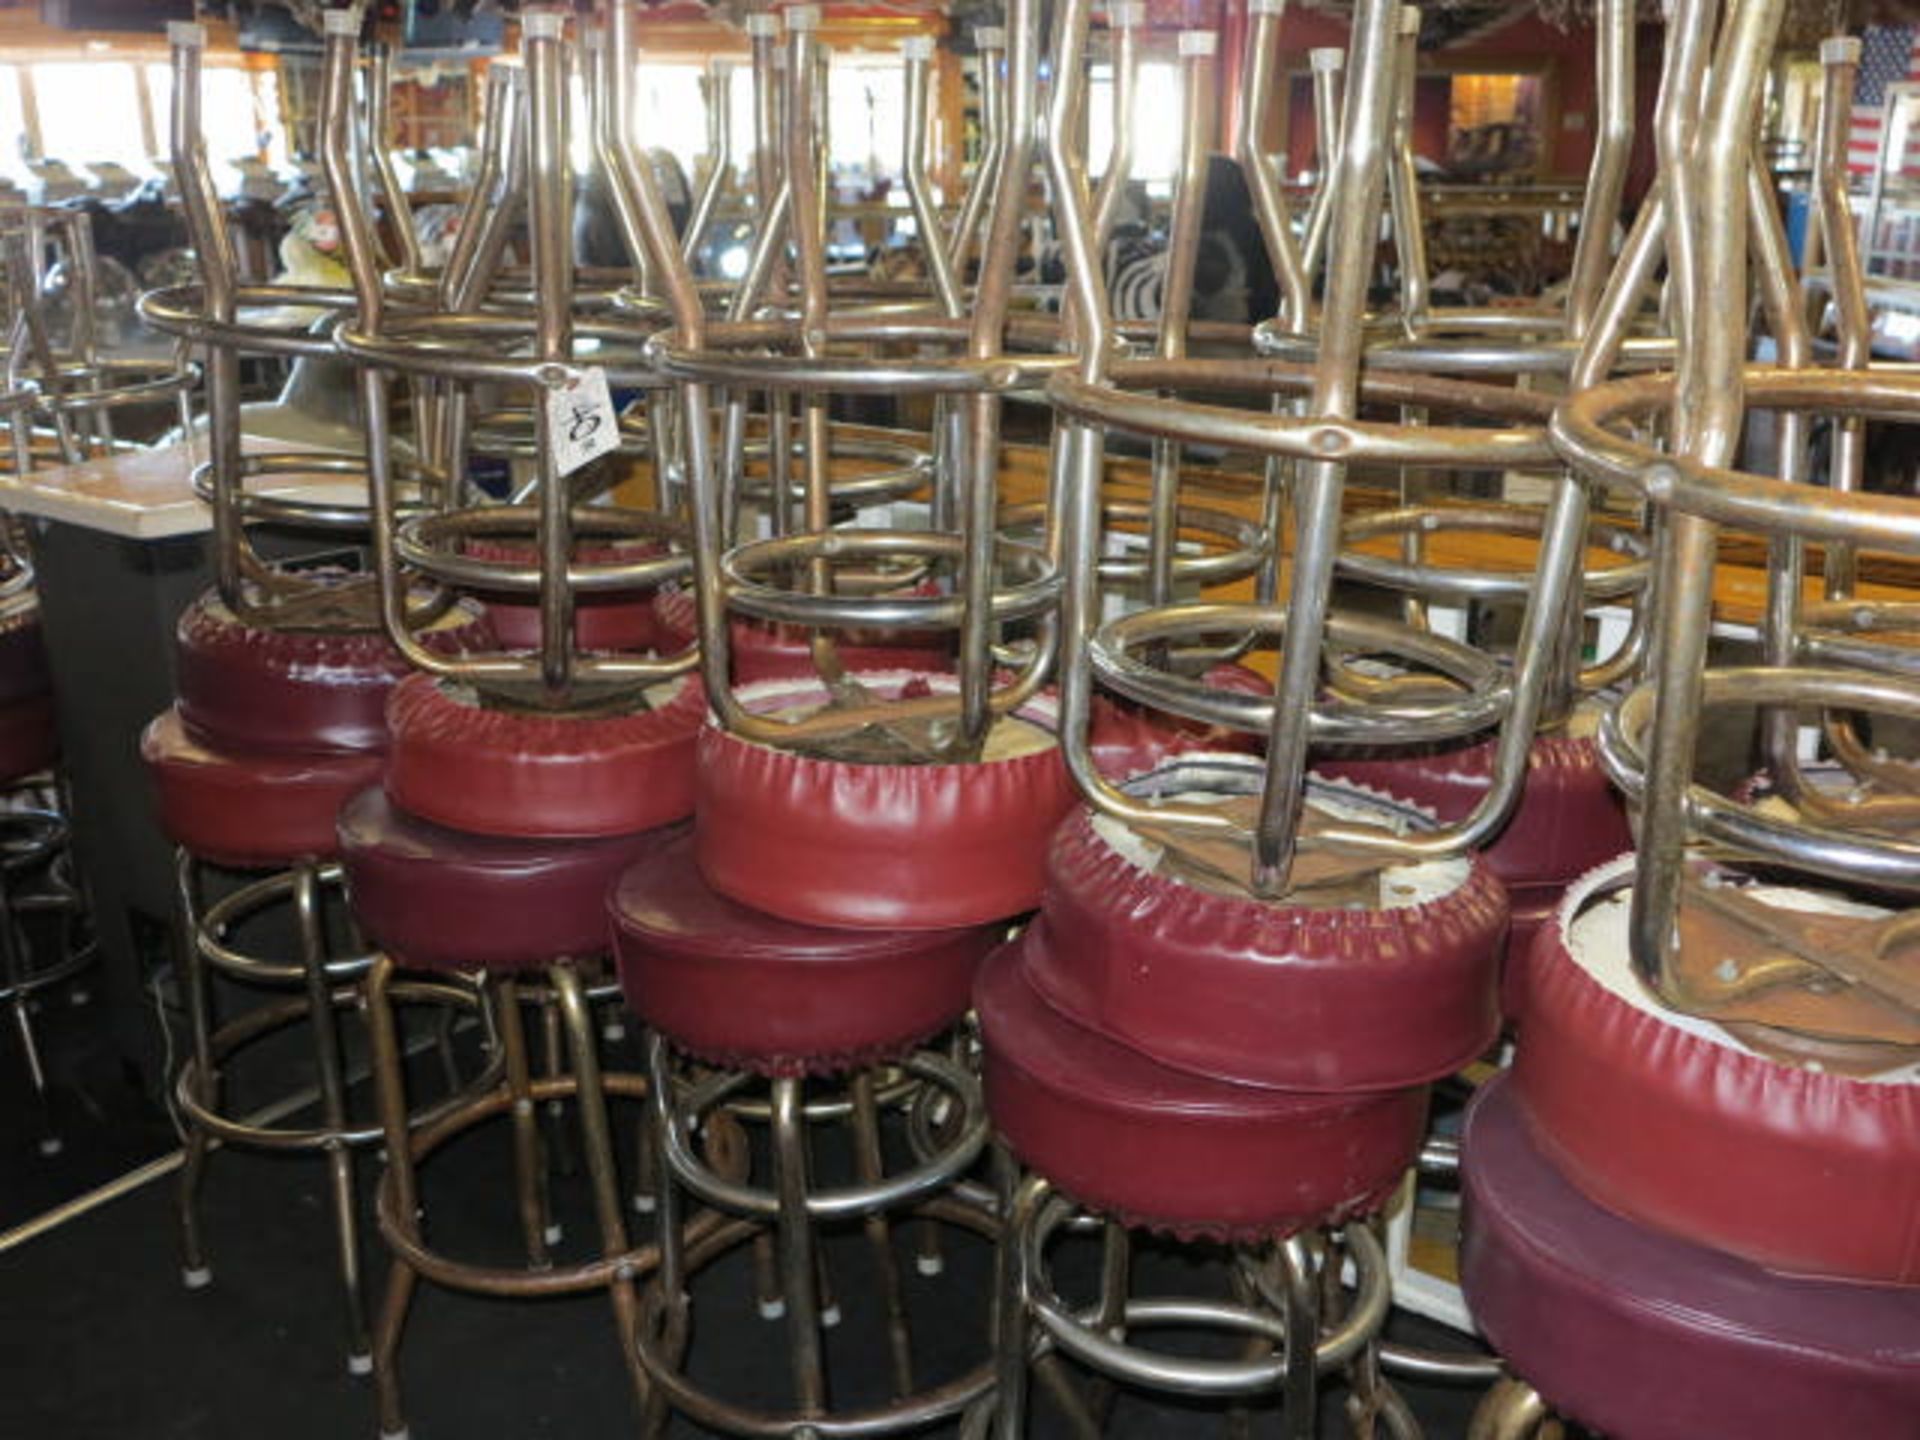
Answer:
[3,1004,1497,1440]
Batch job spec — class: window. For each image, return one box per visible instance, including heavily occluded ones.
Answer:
[1086,61,1181,192]
[146,63,285,172]
[827,55,905,182]
[0,67,27,186]
[33,61,148,170]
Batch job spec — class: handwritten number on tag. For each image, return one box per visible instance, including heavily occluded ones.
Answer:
[547,367,621,477]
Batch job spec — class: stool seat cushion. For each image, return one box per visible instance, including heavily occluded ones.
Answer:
[653,585,951,684]
[1089,664,1266,781]
[695,675,1075,929]
[610,832,996,1074]
[0,692,57,784]
[1462,1073,1920,1440]
[1312,730,1629,1017]
[978,939,1427,1242]
[339,787,669,972]
[1513,857,1920,1286]
[1022,793,1507,1092]
[142,706,381,868]
[176,589,494,756]
[385,672,703,839]
[467,538,663,655]
[0,598,51,707]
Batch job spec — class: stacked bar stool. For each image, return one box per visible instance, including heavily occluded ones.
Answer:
[602,1,1073,1431]
[965,0,1609,1429]
[1269,0,1657,1019]
[322,10,704,1436]
[1462,16,1920,1436]
[138,19,497,1375]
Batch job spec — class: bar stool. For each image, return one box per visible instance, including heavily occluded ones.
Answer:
[341,769,695,1439]
[145,584,494,1372]
[0,589,92,1158]
[609,832,1002,1436]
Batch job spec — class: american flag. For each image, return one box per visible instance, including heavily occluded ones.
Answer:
[1852,25,1920,176]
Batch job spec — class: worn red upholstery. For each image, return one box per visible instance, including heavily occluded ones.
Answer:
[0,692,57,784]
[652,585,951,682]
[1313,732,1630,1017]
[978,940,1427,1241]
[142,706,381,868]
[610,832,996,1074]
[176,590,493,756]
[385,672,703,839]
[0,599,51,706]
[1462,1074,1920,1440]
[338,787,669,972]
[695,676,1076,929]
[1088,663,1267,781]
[467,538,662,654]
[1513,858,1920,1286]
[1020,806,1507,1092]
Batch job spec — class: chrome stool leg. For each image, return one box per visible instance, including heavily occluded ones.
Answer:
[173,849,216,1290]
[495,976,557,1266]
[293,861,370,1371]
[1467,1378,1557,1440]
[366,952,422,1440]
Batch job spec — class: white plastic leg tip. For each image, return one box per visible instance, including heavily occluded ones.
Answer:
[37,1136,62,1157]
[758,1298,786,1321]
[181,1265,213,1291]
[544,1223,564,1246]
[380,1428,410,1440]
[915,1255,945,1277]
[603,1022,627,1043]
[632,1194,657,1214]
[821,1304,843,1329]
[347,1352,374,1377]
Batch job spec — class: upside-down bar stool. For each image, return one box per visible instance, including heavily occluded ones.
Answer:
[1460,16,1920,1436]
[323,9,701,1435]
[600,1,1070,1430]
[1268,0,1664,1019]
[967,0,1607,1428]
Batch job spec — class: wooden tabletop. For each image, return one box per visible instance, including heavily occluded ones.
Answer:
[0,436,351,541]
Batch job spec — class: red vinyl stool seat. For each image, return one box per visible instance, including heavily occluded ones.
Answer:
[0,599,51,706]
[339,787,674,973]
[1020,794,1508,1092]
[175,588,493,755]
[652,584,952,683]
[142,706,381,868]
[467,538,663,654]
[975,940,1416,1435]
[384,671,703,839]
[1312,729,1629,1017]
[1088,663,1267,780]
[0,693,57,785]
[1461,1072,1920,1440]
[1512,856,1920,1286]
[978,939,1424,1239]
[610,830,996,1073]
[695,675,1076,929]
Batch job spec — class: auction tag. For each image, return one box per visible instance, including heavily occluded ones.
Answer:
[546,367,621,477]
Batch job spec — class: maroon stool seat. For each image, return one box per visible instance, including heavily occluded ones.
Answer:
[0,599,52,707]
[977,940,1427,1242]
[610,832,996,1074]
[0,693,57,785]
[176,589,494,756]
[142,706,381,869]
[652,585,952,683]
[1312,730,1629,1017]
[1513,857,1920,1286]
[1020,801,1507,1092]
[1088,663,1266,781]
[1462,1073,1920,1440]
[468,538,662,655]
[385,671,704,839]
[339,787,673,973]
[695,675,1075,929]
